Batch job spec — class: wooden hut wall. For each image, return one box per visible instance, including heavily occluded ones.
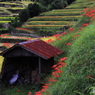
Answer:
[1,56,39,81]
[39,57,54,74]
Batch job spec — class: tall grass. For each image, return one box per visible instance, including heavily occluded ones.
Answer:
[42,4,95,95]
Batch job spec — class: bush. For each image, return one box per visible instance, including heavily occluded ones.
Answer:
[19,9,29,23]
[27,3,41,18]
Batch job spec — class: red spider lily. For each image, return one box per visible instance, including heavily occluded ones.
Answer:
[83,7,89,12]
[53,34,61,38]
[53,67,59,70]
[69,28,74,31]
[48,78,58,82]
[55,70,63,73]
[16,90,21,92]
[40,85,48,92]
[48,79,58,82]
[82,23,88,27]
[61,31,67,35]
[4,43,11,48]
[52,72,56,75]
[46,39,54,43]
[54,75,60,77]
[57,65,64,68]
[40,89,45,92]
[80,27,83,29]
[87,75,92,78]
[57,38,62,40]
[52,64,58,68]
[42,85,49,89]
[73,34,80,37]
[60,57,67,61]
[10,86,14,88]
[52,70,63,75]
[66,43,71,46]
[44,83,52,86]
[83,7,95,20]
[92,16,95,20]
[60,41,62,43]
[35,91,42,95]
[58,63,66,67]
[27,92,32,95]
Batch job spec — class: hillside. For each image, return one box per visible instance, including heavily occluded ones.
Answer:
[1,0,95,95]
[16,0,95,36]
[0,0,94,52]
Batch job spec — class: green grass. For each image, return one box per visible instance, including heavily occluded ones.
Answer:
[41,3,95,95]
[45,22,95,95]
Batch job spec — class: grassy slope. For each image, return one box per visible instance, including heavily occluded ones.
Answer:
[41,2,95,95]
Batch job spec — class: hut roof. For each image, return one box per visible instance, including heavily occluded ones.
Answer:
[1,39,63,59]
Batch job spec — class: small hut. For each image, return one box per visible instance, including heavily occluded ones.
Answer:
[0,39,63,84]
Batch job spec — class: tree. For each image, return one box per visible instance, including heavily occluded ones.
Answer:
[27,3,41,18]
[19,9,29,22]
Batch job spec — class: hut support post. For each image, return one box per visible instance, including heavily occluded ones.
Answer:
[38,57,41,74]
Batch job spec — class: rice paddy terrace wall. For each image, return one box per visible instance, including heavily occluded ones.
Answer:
[17,0,95,36]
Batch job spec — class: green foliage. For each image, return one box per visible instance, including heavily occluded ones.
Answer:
[50,0,68,9]
[43,21,95,95]
[8,16,20,31]
[27,3,41,18]
[19,9,29,22]
[0,83,42,95]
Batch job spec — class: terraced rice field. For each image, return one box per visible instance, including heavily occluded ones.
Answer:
[40,11,83,16]
[0,1,33,30]
[25,21,75,25]
[29,16,81,21]
[19,0,95,35]
[1,0,95,52]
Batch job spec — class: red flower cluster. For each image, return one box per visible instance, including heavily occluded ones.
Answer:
[82,23,88,27]
[46,39,54,43]
[0,33,9,37]
[53,34,62,38]
[69,28,74,31]
[66,43,71,46]
[35,91,42,95]
[27,92,32,95]
[34,58,67,94]
[16,90,21,92]
[60,57,68,61]
[4,43,11,48]
[61,31,67,35]
[87,75,92,78]
[83,7,95,20]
